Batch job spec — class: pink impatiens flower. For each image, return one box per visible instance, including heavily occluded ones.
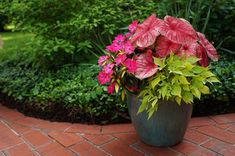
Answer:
[114,34,126,43]
[159,16,197,44]
[128,20,138,33]
[134,49,158,80]
[106,43,122,53]
[97,72,111,85]
[156,36,181,57]
[98,55,108,66]
[107,82,115,94]
[103,63,115,75]
[131,14,164,48]
[123,40,135,54]
[115,54,127,65]
[106,34,126,53]
[124,59,137,73]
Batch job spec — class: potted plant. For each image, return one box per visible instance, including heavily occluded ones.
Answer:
[97,14,219,147]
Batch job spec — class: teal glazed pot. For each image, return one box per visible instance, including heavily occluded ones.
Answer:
[127,93,192,147]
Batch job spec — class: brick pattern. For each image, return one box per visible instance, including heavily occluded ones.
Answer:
[1,104,235,156]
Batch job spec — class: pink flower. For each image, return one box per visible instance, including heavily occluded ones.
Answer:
[156,36,181,57]
[106,34,126,53]
[115,54,127,65]
[130,14,164,48]
[134,49,158,80]
[103,63,115,75]
[123,40,135,54]
[124,59,137,73]
[125,32,132,38]
[107,82,115,94]
[128,20,138,33]
[97,72,111,85]
[114,34,126,43]
[98,55,108,66]
[159,16,197,44]
[197,32,218,61]
[106,43,122,53]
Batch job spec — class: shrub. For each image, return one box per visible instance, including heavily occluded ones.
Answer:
[8,0,159,67]
[0,64,126,124]
[205,54,235,103]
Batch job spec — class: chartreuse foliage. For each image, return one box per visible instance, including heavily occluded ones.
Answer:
[138,53,220,119]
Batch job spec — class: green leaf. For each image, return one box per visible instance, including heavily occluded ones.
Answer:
[175,96,182,105]
[178,76,190,84]
[171,85,181,97]
[147,108,155,120]
[150,76,161,89]
[191,87,201,99]
[201,71,215,78]
[207,77,220,83]
[182,85,190,91]
[184,62,194,70]
[181,70,195,77]
[138,96,149,114]
[182,91,193,103]
[138,90,148,98]
[160,85,168,99]
[200,86,210,94]
[192,79,204,88]
[151,98,158,107]
[192,66,205,74]
[186,56,200,64]
[153,57,165,69]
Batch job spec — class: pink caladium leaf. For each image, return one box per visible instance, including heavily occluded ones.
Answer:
[134,49,158,80]
[197,32,218,61]
[196,44,209,67]
[177,43,197,57]
[156,36,181,57]
[159,16,197,44]
[130,14,163,48]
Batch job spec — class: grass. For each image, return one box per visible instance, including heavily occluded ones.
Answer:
[0,32,34,63]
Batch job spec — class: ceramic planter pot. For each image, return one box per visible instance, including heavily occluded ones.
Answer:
[127,93,193,147]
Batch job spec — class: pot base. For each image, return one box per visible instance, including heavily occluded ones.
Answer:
[127,93,192,147]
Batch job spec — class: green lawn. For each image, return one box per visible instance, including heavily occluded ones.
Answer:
[0,32,34,63]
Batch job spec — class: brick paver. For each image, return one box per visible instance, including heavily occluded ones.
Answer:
[1,104,235,155]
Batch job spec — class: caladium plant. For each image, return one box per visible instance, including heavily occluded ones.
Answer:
[97,14,219,117]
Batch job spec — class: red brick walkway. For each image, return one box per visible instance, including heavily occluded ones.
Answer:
[1,104,235,156]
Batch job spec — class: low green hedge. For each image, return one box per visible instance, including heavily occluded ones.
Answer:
[0,64,126,124]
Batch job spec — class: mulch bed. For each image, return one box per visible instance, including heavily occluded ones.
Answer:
[1,93,234,124]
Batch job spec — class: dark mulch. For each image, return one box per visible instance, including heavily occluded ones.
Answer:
[1,93,234,124]
[0,93,130,125]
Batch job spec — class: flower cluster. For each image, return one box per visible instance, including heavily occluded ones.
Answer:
[97,14,218,94]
